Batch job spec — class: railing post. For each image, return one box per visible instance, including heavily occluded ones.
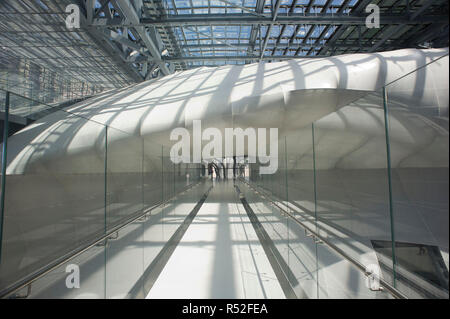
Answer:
[311,122,319,298]
[382,86,397,288]
[0,91,10,261]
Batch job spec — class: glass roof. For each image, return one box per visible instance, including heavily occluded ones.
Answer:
[0,0,448,90]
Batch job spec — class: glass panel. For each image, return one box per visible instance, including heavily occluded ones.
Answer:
[105,127,144,298]
[105,217,144,299]
[143,138,163,209]
[313,90,396,297]
[6,89,55,120]
[24,244,106,299]
[315,235,392,299]
[284,125,319,298]
[106,127,144,229]
[162,145,174,202]
[278,136,290,283]
[0,92,107,294]
[0,90,6,262]
[0,89,210,299]
[162,160,179,243]
[0,89,6,113]
[7,90,32,118]
[241,136,294,296]
[385,56,449,299]
[141,137,164,297]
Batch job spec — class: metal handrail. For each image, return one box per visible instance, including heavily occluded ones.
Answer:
[0,180,202,299]
[239,178,408,299]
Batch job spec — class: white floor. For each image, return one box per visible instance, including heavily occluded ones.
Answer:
[146,180,285,299]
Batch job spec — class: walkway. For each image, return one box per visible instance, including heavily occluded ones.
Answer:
[146,180,285,299]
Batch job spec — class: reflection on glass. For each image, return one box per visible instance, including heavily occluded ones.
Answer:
[385,56,449,298]
[0,92,107,292]
[312,90,396,296]
[285,125,319,298]
[25,244,106,299]
[106,127,144,229]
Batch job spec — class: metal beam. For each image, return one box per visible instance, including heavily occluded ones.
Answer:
[352,0,373,14]
[180,42,378,50]
[215,0,265,17]
[247,0,265,57]
[322,0,333,13]
[289,0,298,14]
[405,23,449,46]
[93,0,111,19]
[314,0,352,56]
[368,24,406,52]
[307,24,332,56]
[91,14,448,27]
[260,0,282,60]
[86,0,95,23]
[360,0,426,54]
[164,55,327,62]
[274,24,286,55]
[305,0,313,13]
[73,0,144,82]
[115,0,171,75]
[103,29,150,55]
[296,24,316,55]
[410,0,443,20]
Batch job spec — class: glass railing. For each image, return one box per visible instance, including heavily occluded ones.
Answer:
[0,89,92,123]
[239,54,449,299]
[0,53,448,299]
[0,89,205,298]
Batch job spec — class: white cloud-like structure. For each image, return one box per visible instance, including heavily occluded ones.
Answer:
[4,48,448,174]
